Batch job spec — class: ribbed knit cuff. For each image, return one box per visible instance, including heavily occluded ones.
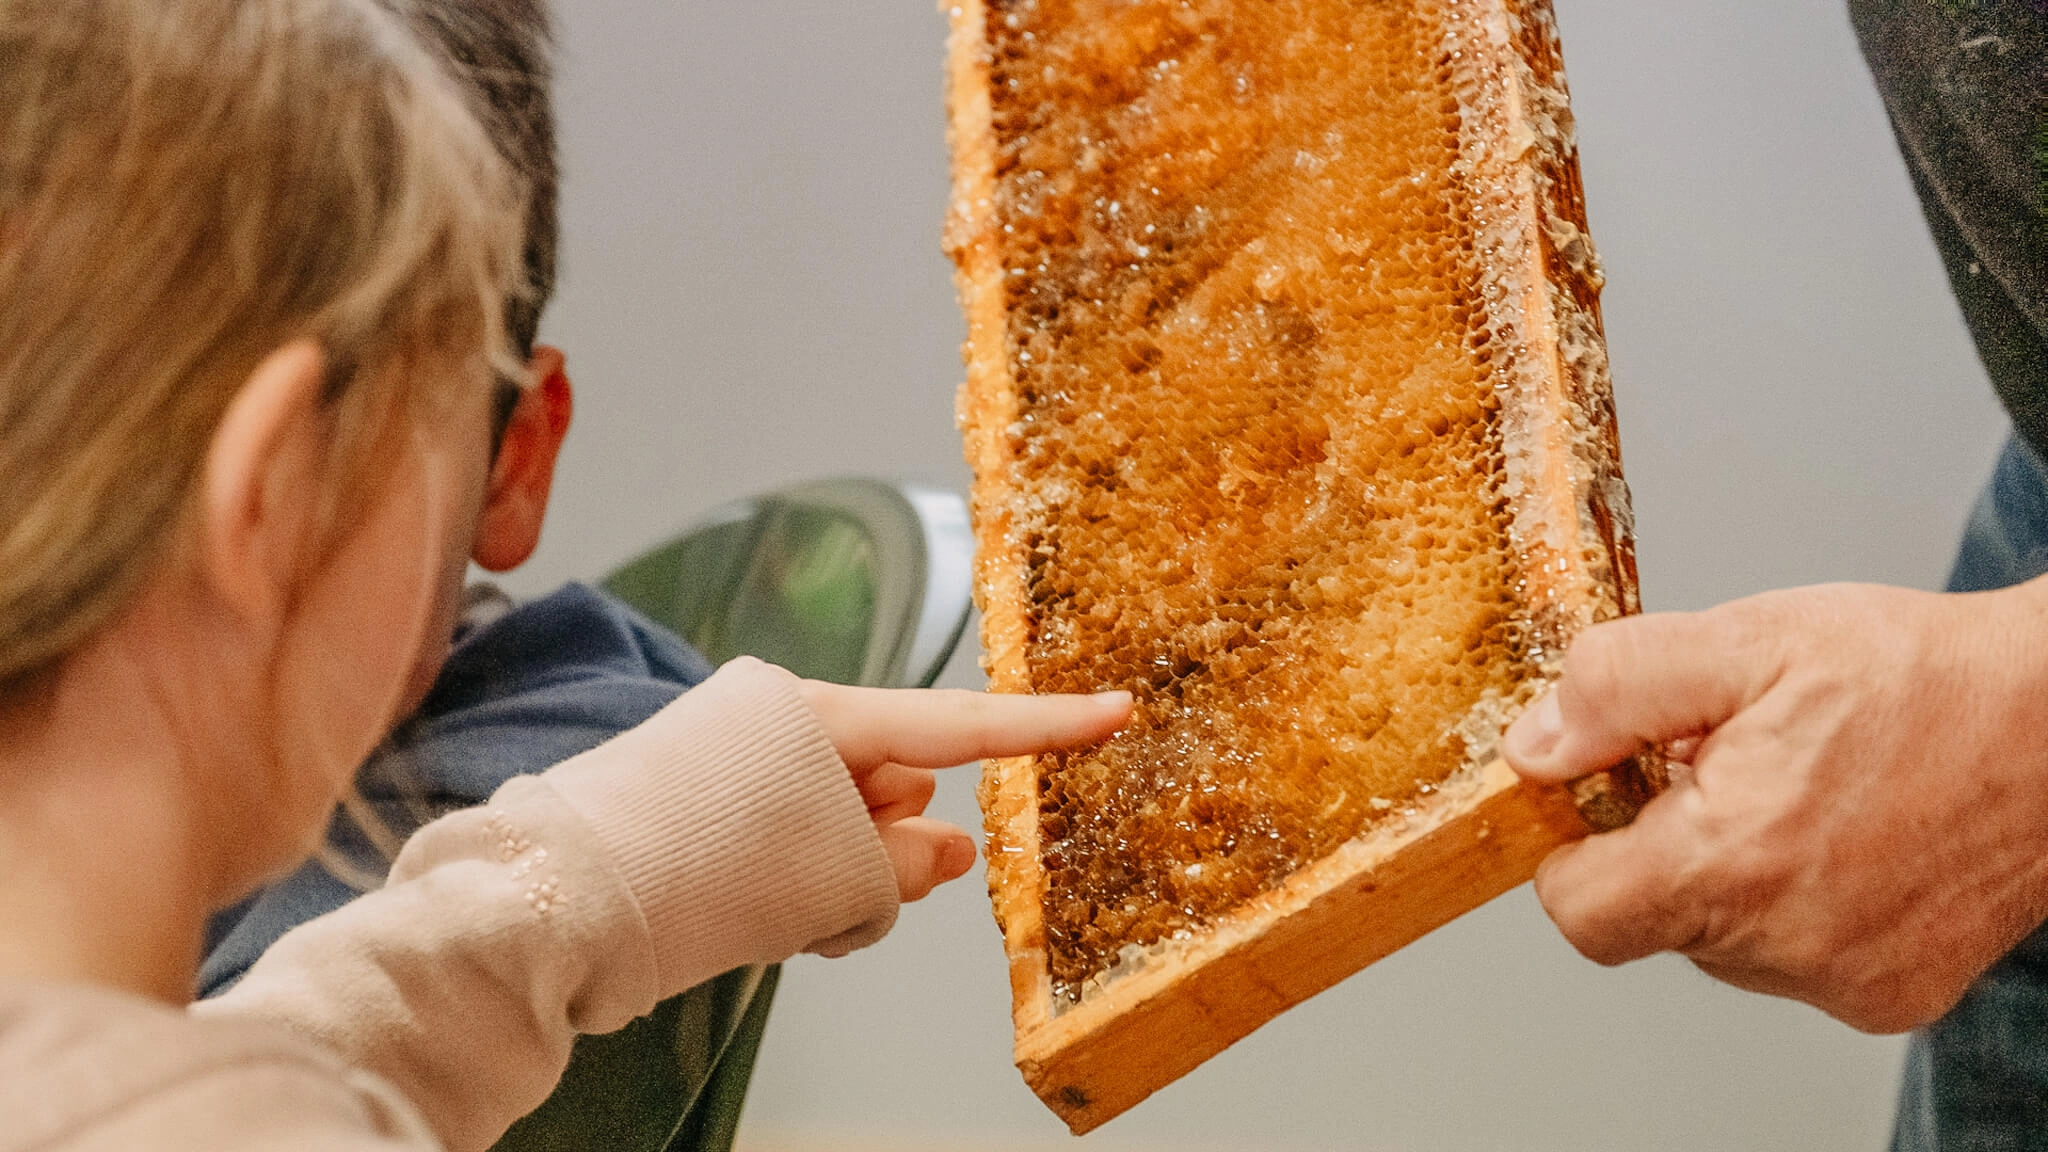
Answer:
[542,657,899,993]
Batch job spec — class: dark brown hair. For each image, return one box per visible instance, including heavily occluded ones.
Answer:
[383,0,557,360]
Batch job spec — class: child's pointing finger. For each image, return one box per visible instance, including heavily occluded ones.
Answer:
[796,680,1132,772]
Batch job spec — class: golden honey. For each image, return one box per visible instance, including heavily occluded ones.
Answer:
[981,0,1540,1000]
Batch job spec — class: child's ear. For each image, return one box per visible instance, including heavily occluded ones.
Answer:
[199,339,330,628]
[472,345,573,572]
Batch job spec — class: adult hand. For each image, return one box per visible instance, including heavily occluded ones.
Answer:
[797,680,1131,903]
[1503,580,2048,1032]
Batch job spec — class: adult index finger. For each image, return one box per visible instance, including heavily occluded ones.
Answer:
[799,682,1132,772]
[1504,605,1784,784]
[1533,783,1713,966]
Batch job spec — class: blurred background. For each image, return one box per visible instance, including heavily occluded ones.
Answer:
[502,1,2009,1148]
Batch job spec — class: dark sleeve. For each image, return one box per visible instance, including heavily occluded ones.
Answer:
[200,583,715,997]
[1851,0,2048,455]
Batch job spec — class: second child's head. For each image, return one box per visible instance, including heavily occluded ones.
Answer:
[375,0,577,716]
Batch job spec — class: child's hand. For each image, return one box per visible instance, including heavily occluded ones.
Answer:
[796,682,1132,901]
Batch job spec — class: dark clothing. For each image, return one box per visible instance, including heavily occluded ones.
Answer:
[1855,4,2048,1145]
[1893,436,2048,1149]
[202,583,770,1152]
[1853,0,2048,461]
[1852,3,2048,1146]
[202,582,715,996]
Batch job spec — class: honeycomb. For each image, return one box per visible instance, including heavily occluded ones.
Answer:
[976,0,1551,1002]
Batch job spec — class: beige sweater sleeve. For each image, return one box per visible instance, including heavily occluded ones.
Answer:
[192,656,899,1152]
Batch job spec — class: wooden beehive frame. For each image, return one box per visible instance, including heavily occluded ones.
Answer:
[946,0,1649,1132]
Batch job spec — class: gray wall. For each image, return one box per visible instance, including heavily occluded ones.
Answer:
[508,1,2010,1148]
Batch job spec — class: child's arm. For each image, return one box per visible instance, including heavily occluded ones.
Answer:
[193,656,1127,1152]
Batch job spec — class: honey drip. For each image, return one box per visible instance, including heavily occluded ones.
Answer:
[985,0,1536,1001]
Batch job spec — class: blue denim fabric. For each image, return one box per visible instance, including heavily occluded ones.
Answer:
[200,581,715,996]
[1893,436,2048,1151]
[1945,439,2048,597]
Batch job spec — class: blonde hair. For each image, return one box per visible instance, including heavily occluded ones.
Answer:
[0,0,525,691]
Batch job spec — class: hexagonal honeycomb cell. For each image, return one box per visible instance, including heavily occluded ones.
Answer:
[953,0,1634,1009]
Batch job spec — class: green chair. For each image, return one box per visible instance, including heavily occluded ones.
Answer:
[493,477,975,1152]
[605,477,974,691]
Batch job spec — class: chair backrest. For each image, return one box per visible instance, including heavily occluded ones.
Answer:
[603,477,974,690]
[492,479,979,1152]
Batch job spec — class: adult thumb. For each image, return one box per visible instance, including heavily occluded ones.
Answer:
[1503,608,1773,783]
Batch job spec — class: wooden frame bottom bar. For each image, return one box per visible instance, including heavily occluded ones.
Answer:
[1013,763,1586,1133]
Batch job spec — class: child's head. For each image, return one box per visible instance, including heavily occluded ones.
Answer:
[0,0,526,886]
[373,0,576,717]
[390,0,558,366]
